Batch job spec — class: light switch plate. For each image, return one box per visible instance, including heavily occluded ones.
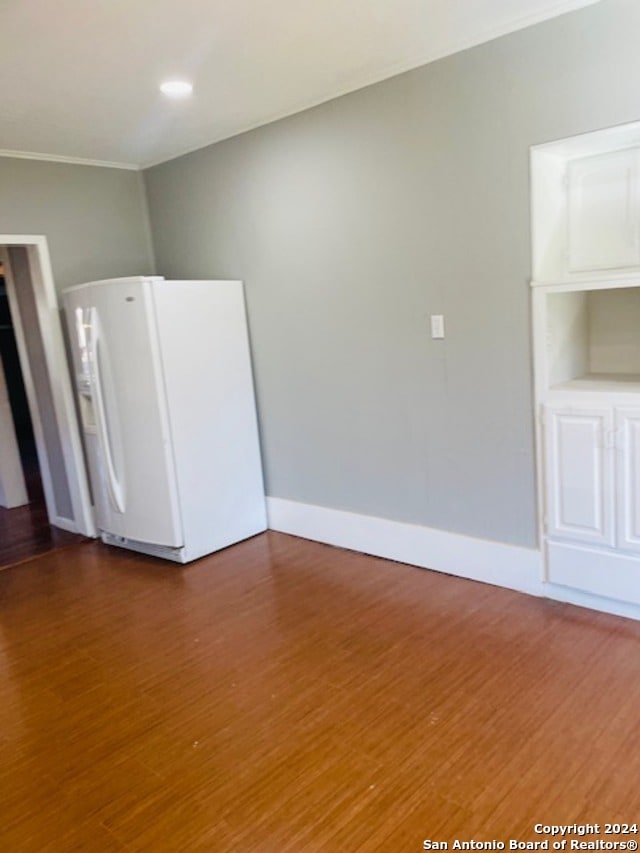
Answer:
[430,314,445,339]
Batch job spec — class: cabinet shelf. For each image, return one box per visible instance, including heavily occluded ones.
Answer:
[540,286,640,393]
[551,373,640,393]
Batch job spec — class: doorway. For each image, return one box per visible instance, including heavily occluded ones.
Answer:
[0,236,95,568]
[0,263,41,497]
[0,261,73,566]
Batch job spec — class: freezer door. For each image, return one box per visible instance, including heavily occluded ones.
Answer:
[151,279,267,558]
[69,279,182,547]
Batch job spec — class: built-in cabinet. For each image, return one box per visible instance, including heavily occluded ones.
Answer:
[544,404,640,557]
[543,405,614,549]
[567,148,640,274]
[532,121,640,608]
[616,408,640,552]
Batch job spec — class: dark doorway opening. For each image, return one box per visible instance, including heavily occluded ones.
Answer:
[0,269,42,500]
[0,267,82,568]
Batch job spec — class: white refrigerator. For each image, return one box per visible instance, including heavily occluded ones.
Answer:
[63,276,267,563]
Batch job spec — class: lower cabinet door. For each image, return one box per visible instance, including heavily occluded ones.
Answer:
[616,408,640,554]
[544,405,615,547]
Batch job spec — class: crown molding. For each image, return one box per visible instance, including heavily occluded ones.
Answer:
[0,149,139,171]
[1,0,600,172]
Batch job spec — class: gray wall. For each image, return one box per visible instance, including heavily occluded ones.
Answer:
[0,158,154,292]
[144,0,640,549]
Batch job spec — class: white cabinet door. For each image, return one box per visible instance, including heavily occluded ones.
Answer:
[568,148,640,272]
[615,408,640,553]
[544,406,615,546]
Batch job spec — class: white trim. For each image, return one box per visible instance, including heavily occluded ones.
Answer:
[545,583,640,622]
[267,497,640,621]
[0,2,599,172]
[24,241,95,534]
[47,516,79,535]
[531,289,548,581]
[531,277,640,291]
[0,150,138,171]
[0,235,96,536]
[266,497,544,597]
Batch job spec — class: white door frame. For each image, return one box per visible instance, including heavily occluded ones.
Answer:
[0,235,96,536]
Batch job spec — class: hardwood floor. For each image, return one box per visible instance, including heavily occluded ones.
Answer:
[0,496,85,570]
[1,531,639,851]
[0,454,84,570]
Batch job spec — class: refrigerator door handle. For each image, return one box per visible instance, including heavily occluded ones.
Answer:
[89,307,126,515]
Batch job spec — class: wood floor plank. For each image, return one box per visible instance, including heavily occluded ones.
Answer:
[0,483,84,570]
[1,531,640,850]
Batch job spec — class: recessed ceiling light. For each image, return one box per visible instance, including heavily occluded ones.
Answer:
[160,80,193,98]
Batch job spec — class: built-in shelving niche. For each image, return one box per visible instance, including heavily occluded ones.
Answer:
[544,284,640,393]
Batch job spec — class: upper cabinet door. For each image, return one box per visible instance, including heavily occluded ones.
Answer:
[568,148,640,273]
[544,406,615,547]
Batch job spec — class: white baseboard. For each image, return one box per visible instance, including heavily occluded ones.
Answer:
[266,497,544,597]
[267,497,640,621]
[544,583,640,622]
[50,516,80,534]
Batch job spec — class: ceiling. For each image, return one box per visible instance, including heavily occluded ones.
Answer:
[0,0,599,170]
